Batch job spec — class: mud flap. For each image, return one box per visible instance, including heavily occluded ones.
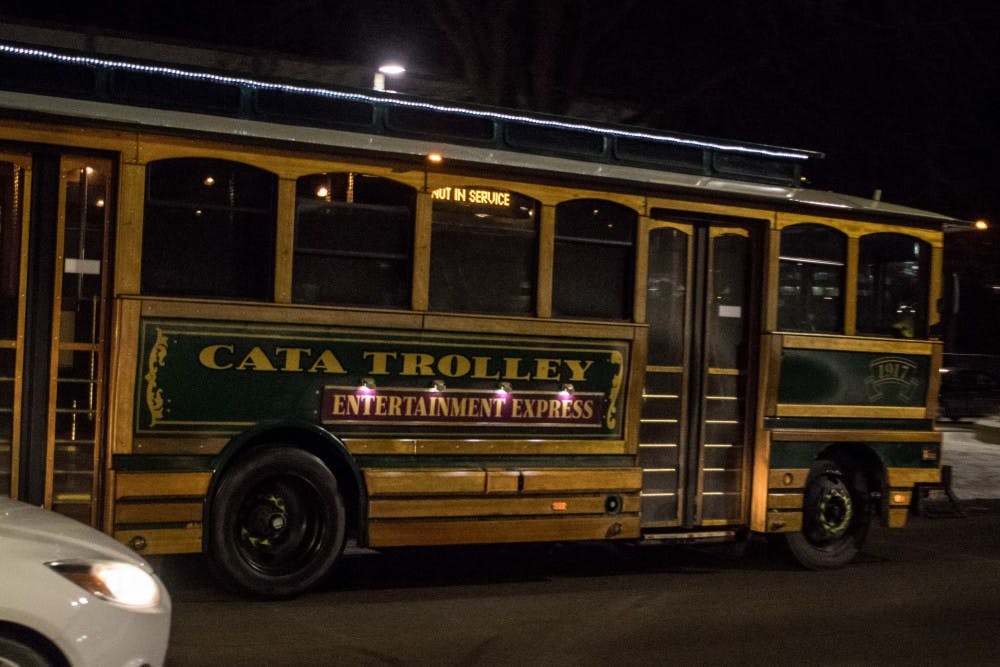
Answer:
[912,465,964,518]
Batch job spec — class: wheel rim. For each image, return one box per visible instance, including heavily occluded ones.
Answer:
[804,475,854,545]
[235,475,325,576]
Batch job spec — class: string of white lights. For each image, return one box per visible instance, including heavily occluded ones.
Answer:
[0,42,814,160]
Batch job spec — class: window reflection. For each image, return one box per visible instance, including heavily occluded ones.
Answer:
[294,173,414,308]
[429,186,537,315]
[857,233,929,338]
[553,199,636,320]
[646,227,688,366]
[777,224,845,333]
[142,158,276,300]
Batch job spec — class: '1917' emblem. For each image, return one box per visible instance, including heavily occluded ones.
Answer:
[865,357,920,402]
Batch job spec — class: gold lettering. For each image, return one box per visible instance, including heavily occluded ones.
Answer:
[502,358,531,380]
[330,394,347,416]
[199,344,234,370]
[364,351,397,375]
[236,347,277,372]
[388,395,403,417]
[534,358,561,381]
[401,353,435,376]
[307,350,347,374]
[438,354,472,378]
[275,347,311,372]
[412,397,427,416]
[491,397,506,416]
[471,356,500,380]
[564,359,595,382]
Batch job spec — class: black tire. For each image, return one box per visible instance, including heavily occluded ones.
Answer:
[208,446,346,598]
[0,635,54,667]
[785,459,869,569]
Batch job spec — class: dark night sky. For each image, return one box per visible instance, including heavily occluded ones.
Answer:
[1,0,998,348]
[1,1,996,221]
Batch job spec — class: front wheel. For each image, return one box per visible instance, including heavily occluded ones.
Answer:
[0,634,55,667]
[208,446,346,598]
[785,459,869,569]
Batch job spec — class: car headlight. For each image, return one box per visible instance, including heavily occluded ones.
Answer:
[47,560,161,607]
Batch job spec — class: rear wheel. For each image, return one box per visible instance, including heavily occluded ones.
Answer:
[785,459,869,569]
[209,446,346,598]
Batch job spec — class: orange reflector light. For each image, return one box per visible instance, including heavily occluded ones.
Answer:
[551,502,568,511]
[892,493,908,505]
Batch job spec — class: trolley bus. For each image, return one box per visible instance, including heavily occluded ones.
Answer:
[0,41,958,597]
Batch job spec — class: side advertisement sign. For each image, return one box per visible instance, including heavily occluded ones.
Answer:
[136,319,628,438]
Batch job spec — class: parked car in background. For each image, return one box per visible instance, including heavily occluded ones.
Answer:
[938,368,1000,420]
[0,497,171,667]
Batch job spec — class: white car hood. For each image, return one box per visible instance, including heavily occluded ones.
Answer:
[0,497,148,568]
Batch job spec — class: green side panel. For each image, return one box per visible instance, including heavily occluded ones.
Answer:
[778,349,929,406]
[136,319,629,440]
[770,440,939,469]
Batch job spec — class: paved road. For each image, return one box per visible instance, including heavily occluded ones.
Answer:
[161,500,1000,666]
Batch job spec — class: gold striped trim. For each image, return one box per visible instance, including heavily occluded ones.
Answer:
[764,510,802,533]
[775,404,927,419]
[888,508,909,528]
[768,468,808,489]
[115,501,202,524]
[114,526,202,555]
[781,334,935,355]
[770,429,941,443]
[115,472,212,500]
[368,494,640,519]
[887,467,941,487]
[364,467,642,497]
[365,469,485,496]
[367,515,640,547]
[344,439,627,455]
[767,493,804,510]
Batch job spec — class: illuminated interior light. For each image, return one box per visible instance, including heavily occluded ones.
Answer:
[0,43,815,161]
[357,377,376,394]
[194,209,203,217]
[95,199,105,208]
[84,166,94,175]
[558,383,574,400]
[316,186,330,198]
[203,176,215,186]
[429,379,446,392]
[427,153,444,164]
[975,219,989,231]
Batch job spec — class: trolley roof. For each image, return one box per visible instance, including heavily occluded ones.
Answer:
[0,41,965,228]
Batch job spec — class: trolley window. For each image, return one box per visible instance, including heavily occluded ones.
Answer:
[294,173,414,308]
[553,199,636,320]
[777,223,846,333]
[142,158,276,300]
[429,186,538,315]
[857,233,930,338]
